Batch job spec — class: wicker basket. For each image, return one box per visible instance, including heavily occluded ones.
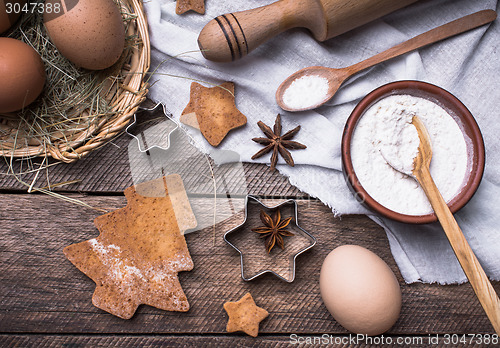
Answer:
[0,0,150,163]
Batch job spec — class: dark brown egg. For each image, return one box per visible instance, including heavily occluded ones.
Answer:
[0,1,26,34]
[43,0,125,70]
[0,38,46,113]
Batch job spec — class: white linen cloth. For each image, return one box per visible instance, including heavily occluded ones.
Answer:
[142,0,500,284]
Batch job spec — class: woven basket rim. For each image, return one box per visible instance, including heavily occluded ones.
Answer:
[0,0,150,163]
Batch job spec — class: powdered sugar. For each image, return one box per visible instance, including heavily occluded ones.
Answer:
[89,239,144,286]
[282,75,329,109]
[89,239,121,254]
[88,238,192,298]
[351,94,469,215]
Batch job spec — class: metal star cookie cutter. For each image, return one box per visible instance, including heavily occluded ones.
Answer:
[126,102,179,152]
[224,195,316,283]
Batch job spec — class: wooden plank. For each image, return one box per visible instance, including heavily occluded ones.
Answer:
[0,138,298,196]
[1,334,485,347]
[0,194,498,335]
[0,102,302,197]
[3,335,294,348]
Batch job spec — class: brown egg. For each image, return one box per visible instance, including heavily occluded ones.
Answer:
[0,1,25,34]
[43,0,125,70]
[320,245,402,336]
[0,38,46,113]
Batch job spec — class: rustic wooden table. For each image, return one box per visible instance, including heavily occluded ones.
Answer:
[1,101,498,347]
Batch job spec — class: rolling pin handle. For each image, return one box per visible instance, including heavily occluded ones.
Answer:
[198,13,252,62]
[198,0,419,62]
[198,0,313,62]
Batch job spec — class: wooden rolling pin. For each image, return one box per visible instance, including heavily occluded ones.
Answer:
[198,0,418,62]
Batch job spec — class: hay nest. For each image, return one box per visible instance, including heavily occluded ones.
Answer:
[0,0,150,163]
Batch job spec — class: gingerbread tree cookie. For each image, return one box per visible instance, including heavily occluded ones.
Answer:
[64,174,197,319]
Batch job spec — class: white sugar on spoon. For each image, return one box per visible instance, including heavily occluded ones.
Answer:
[281,74,330,110]
[276,10,497,112]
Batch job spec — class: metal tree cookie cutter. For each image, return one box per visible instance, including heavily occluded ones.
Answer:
[224,195,316,282]
[125,102,179,152]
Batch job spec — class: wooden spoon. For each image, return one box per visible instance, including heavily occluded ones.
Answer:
[400,116,500,335]
[276,9,497,112]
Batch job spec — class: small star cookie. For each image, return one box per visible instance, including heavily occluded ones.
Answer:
[180,82,247,147]
[176,0,205,15]
[223,292,269,337]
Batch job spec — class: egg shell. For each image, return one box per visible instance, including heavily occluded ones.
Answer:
[0,38,46,113]
[43,0,125,70]
[320,245,401,336]
[0,1,25,34]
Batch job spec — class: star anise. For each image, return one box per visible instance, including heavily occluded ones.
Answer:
[251,209,294,253]
[251,114,307,171]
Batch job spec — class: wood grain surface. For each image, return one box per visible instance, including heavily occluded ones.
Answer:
[1,194,498,337]
[0,334,489,347]
[1,101,499,345]
[0,105,301,197]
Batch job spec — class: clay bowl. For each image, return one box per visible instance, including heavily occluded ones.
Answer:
[341,80,485,224]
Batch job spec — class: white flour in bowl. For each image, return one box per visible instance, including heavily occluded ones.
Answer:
[377,111,420,176]
[350,94,469,215]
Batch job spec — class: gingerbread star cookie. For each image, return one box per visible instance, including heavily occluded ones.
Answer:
[180,82,247,147]
[224,292,269,337]
[176,0,205,15]
[64,174,197,319]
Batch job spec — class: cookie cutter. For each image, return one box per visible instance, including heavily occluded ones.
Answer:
[224,195,316,283]
[126,102,179,152]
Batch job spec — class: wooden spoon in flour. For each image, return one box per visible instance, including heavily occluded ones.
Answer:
[276,9,497,112]
[389,116,500,335]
